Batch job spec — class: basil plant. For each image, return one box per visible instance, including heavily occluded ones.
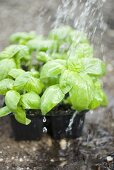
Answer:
[40,43,107,115]
[0,69,43,125]
[8,26,90,68]
[0,26,107,125]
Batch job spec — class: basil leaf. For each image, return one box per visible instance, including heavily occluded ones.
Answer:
[0,59,16,80]
[31,69,40,78]
[10,32,29,43]
[67,57,83,72]
[14,107,31,125]
[69,73,94,111]
[59,70,73,94]
[67,57,106,77]
[9,31,36,44]
[16,45,30,60]
[49,26,73,41]
[89,81,108,109]
[27,39,57,51]
[0,45,20,60]
[8,69,25,79]
[5,90,20,112]
[0,106,11,117]
[21,92,40,109]
[36,52,51,63]
[25,78,43,94]
[14,72,44,94]
[81,58,106,77]
[69,43,93,59]
[51,53,68,60]
[0,79,14,95]
[0,45,30,60]
[42,76,59,87]
[41,84,64,114]
[40,60,66,78]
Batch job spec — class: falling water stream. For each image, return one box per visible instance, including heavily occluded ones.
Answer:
[66,111,78,134]
[53,0,107,58]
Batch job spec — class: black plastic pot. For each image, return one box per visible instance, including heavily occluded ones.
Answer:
[10,106,86,140]
[46,110,86,140]
[10,110,43,141]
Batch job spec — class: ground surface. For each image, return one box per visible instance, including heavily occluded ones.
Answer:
[0,0,114,169]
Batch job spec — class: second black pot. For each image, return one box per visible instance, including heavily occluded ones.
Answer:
[45,111,86,140]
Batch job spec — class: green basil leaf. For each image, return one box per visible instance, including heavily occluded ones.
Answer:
[0,79,14,95]
[9,31,36,44]
[42,76,59,88]
[0,45,20,60]
[0,45,30,60]
[0,59,16,80]
[81,58,106,77]
[89,81,108,109]
[27,38,57,51]
[51,53,68,60]
[41,84,64,114]
[8,69,25,79]
[67,57,83,72]
[49,26,73,41]
[68,43,93,59]
[25,78,43,94]
[59,70,73,94]
[67,57,106,77]
[14,107,31,125]
[14,72,31,91]
[14,72,44,94]
[31,69,40,78]
[0,106,11,117]
[21,92,40,109]
[16,45,30,60]
[69,73,94,111]
[5,90,20,112]
[40,60,66,78]
[10,32,29,43]
[36,52,51,62]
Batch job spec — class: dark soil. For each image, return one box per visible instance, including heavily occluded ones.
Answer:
[48,104,74,116]
[0,0,114,170]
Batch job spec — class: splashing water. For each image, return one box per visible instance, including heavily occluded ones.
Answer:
[74,0,107,58]
[66,111,78,134]
[53,0,107,58]
[53,0,78,28]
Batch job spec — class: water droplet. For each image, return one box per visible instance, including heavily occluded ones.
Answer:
[43,127,47,133]
[43,116,46,123]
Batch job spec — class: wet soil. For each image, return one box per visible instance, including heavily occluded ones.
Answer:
[0,0,114,169]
